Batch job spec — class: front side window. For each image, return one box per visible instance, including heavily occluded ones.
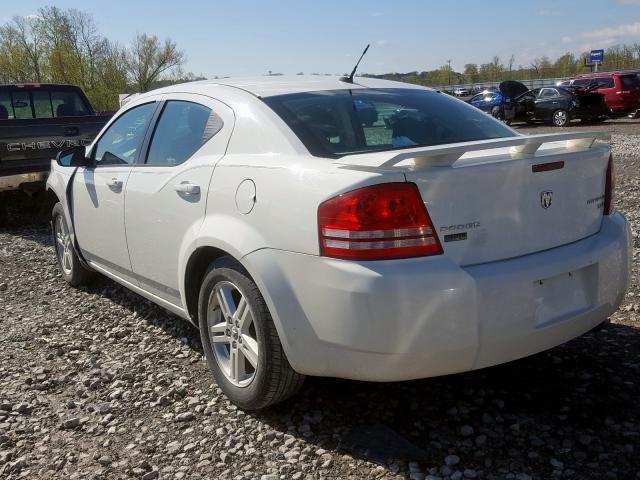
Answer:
[51,90,90,117]
[94,103,156,166]
[572,79,591,87]
[146,101,222,166]
[588,78,613,89]
[263,88,515,158]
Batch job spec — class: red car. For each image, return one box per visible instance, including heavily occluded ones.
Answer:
[568,71,640,114]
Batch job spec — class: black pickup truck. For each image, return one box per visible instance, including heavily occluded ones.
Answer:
[0,83,112,193]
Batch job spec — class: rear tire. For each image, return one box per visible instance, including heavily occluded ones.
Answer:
[198,256,305,410]
[51,203,95,287]
[552,109,569,127]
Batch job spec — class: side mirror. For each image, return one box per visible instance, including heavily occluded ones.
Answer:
[56,146,91,167]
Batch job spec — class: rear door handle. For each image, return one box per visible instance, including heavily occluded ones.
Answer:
[64,126,79,136]
[173,182,200,195]
[106,178,123,191]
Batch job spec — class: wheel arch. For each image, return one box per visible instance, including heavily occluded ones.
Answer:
[183,245,244,324]
[46,187,60,210]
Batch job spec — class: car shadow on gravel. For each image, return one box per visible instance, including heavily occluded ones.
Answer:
[248,322,640,476]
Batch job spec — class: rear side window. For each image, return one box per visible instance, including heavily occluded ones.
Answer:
[539,89,559,98]
[145,101,223,166]
[620,75,640,89]
[32,91,54,118]
[263,88,515,158]
[0,93,12,119]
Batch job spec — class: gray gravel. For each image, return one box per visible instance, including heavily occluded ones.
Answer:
[0,129,638,479]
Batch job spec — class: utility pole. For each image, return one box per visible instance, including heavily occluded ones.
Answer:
[447,59,452,91]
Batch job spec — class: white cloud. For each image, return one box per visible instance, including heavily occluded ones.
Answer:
[376,39,387,46]
[561,21,640,45]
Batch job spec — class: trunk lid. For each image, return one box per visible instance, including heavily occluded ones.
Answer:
[334,132,611,266]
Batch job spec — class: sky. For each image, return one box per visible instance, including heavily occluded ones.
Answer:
[3,0,640,77]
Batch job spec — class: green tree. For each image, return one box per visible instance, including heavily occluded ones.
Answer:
[463,63,479,83]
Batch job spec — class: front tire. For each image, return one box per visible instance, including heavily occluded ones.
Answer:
[198,256,304,410]
[51,203,95,287]
[552,109,569,127]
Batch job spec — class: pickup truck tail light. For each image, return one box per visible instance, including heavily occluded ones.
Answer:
[604,154,615,215]
[318,183,443,260]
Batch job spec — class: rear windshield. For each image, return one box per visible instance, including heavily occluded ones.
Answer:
[0,88,91,120]
[620,74,640,89]
[263,88,516,158]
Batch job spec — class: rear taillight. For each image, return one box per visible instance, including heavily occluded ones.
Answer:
[604,154,615,215]
[318,182,443,260]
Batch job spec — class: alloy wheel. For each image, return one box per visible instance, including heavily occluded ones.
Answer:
[55,215,73,275]
[206,281,259,387]
[553,110,567,126]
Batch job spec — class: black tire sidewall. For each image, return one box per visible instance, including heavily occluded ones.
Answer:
[197,259,274,409]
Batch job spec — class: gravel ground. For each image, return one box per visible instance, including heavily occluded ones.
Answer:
[0,130,638,480]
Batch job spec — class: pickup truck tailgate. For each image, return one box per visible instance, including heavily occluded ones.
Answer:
[0,116,108,177]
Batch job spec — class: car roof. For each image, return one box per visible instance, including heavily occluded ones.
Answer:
[572,71,639,79]
[149,75,431,98]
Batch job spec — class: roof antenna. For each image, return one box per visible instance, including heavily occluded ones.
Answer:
[340,44,370,84]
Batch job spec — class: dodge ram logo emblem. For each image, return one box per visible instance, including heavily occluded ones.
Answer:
[540,191,553,209]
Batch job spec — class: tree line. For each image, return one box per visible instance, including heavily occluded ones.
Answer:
[0,7,196,111]
[365,45,640,88]
[4,7,640,109]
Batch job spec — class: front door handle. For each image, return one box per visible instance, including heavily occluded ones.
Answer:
[106,178,123,191]
[173,182,200,195]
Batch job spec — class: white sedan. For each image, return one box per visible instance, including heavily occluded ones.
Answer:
[47,77,631,409]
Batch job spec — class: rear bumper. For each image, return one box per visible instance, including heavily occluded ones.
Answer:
[245,213,631,381]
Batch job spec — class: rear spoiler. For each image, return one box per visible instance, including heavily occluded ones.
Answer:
[335,132,610,170]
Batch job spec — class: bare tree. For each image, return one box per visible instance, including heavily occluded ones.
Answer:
[127,33,185,92]
[0,15,46,82]
[530,58,541,77]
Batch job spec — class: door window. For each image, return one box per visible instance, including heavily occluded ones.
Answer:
[572,79,591,87]
[51,90,90,117]
[620,75,640,89]
[32,91,54,118]
[0,93,12,119]
[539,89,559,98]
[93,103,156,166]
[594,78,614,88]
[145,101,223,166]
[11,91,32,119]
